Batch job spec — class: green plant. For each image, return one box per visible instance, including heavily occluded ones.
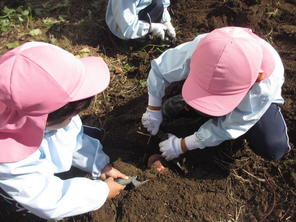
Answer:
[139,79,147,88]
[41,0,70,12]
[122,63,136,73]
[0,6,32,32]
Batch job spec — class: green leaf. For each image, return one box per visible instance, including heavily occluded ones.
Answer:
[6,41,20,49]
[18,16,24,22]
[77,47,91,58]
[139,79,147,88]
[0,19,10,32]
[79,47,91,53]
[58,15,67,21]
[29,28,42,36]
[22,10,29,16]
[42,17,58,26]
[3,7,15,16]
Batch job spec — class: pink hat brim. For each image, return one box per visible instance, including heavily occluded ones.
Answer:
[182,73,247,116]
[250,33,275,81]
[70,57,110,101]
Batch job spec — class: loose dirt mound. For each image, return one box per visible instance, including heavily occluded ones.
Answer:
[0,0,295,221]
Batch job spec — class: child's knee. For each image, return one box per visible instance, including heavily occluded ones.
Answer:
[260,140,290,161]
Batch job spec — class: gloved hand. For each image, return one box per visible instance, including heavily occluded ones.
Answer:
[164,21,176,39]
[141,108,163,135]
[150,23,167,40]
[159,134,183,161]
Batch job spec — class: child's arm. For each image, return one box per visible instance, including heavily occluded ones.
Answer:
[161,0,171,23]
[106,0,150,39]
[0,154,110,220]
[146,34,207,104]
[72,131,110,179]
[142,34,208,135]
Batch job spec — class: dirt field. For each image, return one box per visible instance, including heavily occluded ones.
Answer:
[0,0,295,221]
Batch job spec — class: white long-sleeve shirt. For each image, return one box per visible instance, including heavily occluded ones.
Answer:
[0,115,110,220]
[105,0,171,40]
[147,33,285,149]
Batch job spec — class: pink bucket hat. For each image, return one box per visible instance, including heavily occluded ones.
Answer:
[182,27,275,116]
[0,42,110,162]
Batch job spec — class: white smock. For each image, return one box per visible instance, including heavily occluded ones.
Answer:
[0,115,110,220]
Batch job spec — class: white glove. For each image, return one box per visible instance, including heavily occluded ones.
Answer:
[164,21,176,39]
[149,23,167,40]
[141,108,163,135]
[159,134,183,161]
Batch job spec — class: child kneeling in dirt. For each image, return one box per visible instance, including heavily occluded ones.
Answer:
[105,0,176,41]
[0,42,127,220]
[141,26,291,161]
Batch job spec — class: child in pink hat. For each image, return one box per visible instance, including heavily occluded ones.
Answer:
[142,27,290,161]
[0,42,128,220]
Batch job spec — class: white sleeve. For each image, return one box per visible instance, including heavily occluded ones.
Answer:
[185,97,273,149]
[0,153,109,220]
[147,34,208,106]
[161,0,171,22]
[72,132,110,179]
[106,0,150,39]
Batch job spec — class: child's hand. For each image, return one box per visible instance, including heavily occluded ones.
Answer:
[159,134,183,161]
[142,107,163,135]
[100,164,128,180]
[163,21,176,39]
[105,177,125,199]
[150,23,167,40]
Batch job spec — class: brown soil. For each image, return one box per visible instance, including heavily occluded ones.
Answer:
[0,0,296,221]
